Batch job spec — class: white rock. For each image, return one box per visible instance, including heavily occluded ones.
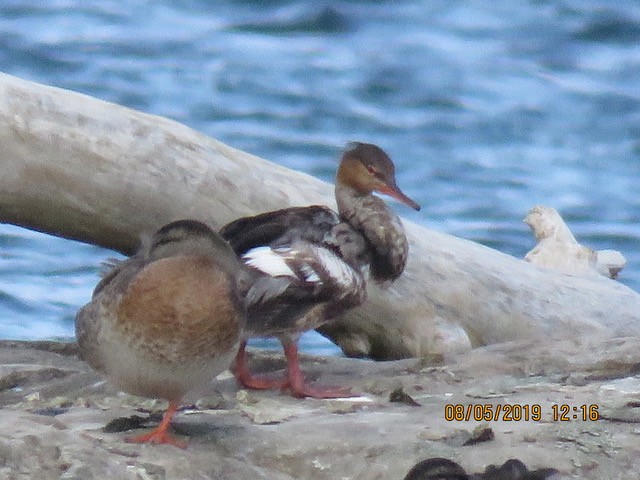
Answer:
[524,205,626,280]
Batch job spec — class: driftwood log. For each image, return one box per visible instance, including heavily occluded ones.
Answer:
[1,72,639,360]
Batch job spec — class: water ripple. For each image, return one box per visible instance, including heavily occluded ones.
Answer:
[232,5,351,34]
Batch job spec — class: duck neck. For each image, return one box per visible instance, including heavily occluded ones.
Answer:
[334,183,409,282]
[335,183,369,222]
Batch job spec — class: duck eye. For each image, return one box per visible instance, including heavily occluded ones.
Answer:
[366,165,380,177]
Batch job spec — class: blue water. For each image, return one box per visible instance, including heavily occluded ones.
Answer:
[1,1,639,353]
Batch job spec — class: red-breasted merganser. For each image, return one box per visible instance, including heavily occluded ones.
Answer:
[75,220,248,447]
[220,142,420,398]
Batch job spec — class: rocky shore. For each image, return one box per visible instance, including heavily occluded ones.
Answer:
[0,338,639,479]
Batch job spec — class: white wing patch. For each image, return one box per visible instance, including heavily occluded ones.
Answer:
[270,246,323,285]
[243,246,297,278]
[243,244,362,292]
[299,264,321,283]
[314,247,362,290]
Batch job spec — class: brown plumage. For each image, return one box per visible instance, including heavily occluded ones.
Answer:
[221,142,420,398]
[75,219,247,447]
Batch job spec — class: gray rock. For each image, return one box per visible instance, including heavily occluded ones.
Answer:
[0,340,637,478]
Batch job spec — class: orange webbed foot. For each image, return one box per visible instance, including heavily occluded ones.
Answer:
[125,401,186,448]
[282,341,357,399]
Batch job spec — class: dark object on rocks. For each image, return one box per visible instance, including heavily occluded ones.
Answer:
[478,459,529,479]
[404,458,559,480]
[389,387,421,406]
[28,407,69,417]
[404,457,469,480]
[471,458,559,479]
[463,425,494,446]
[103,413,162,433]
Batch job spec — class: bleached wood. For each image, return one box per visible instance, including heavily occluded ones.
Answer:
[524,205,626,279]
[1,72,639,360]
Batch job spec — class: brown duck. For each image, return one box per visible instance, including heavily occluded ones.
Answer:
[75,220,249,447]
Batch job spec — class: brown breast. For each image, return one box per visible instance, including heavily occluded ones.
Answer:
[116,255,243,364]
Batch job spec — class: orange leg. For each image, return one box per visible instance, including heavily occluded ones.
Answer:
[233,339,357,399]
[281,341,355,399]
[232,340,286,390]
[125,401,186,448]
[232,339,356,398]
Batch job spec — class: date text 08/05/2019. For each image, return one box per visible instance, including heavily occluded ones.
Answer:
[444,404,599,422]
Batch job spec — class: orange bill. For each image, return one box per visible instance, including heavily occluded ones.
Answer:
[378,184,421,211]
